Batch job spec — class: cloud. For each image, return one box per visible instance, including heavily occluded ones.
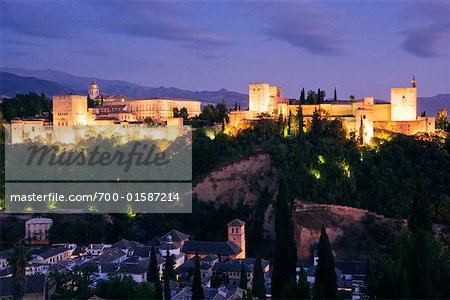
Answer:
[94,2,231,47]
[250,2,347,55]
[400,2,450,57]
[0,1,230,48]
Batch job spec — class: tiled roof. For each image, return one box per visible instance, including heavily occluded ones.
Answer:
[25,217,53,225]
[182,241,241,256]
[227,219,245,227]
[94,248,126,263]
[175,257,213,274]
[111,239,143,250]
[71,247,86,256]
[101,259,149,275]
[0,274,45,296]
[39,246,69,259]
[132,246,150,258]
[213,261,251,273]
[161,230,190,243]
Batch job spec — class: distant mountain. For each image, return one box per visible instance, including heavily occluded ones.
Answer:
[0,68,248,107]
[418,94,450,116]
[0,72,75,98]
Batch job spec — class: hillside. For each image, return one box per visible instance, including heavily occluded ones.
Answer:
[418,94,450,116]
[0,72,74,97]
[0,68,248,107]
[193,154,406,260]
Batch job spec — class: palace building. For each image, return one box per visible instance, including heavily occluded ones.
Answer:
[229,78,435,143]
[9,82,201,143]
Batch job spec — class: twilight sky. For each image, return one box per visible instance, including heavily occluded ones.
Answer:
[1,0,449,100]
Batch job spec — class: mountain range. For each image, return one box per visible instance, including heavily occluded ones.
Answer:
[0,68,248,107]
[1,68,449,115]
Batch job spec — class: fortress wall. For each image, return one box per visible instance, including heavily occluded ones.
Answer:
[374,117,435,135]
[372,104,391,121]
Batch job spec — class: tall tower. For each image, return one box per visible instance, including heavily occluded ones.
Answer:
[89,79,99,99]
[249,83,270,113]
[390,86,417,121]
[53,95,88,126]
[227,219,246,258]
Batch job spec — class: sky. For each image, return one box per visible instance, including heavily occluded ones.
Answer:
[1,0,449,100]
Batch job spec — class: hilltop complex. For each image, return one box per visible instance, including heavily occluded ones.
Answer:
[230,78,435,143]
[9,78,435,144]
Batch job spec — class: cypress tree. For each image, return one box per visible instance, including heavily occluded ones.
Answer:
[314,226,337,299]
[358,116,364,145]
[164,250,175,280]
[310,109,322,146]
[163,250,173,300]
[239,263,248,290]
[271,176,297,299]
[252,257,266,300]
[287,110,292,136]
[333,87,337,102]
[235,102,238,111]
[148,247,162,299]
[317,88,321,104]
[297,90,305,145]
[192,252,204,300]
[301,88,306,104]
[296,266,311,299]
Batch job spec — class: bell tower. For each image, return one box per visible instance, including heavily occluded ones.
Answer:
[227,219,246,258]
[89,79,99,99]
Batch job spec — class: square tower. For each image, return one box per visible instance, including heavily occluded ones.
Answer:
[53,95,88,126]
[227,219,246,258]
[249,83,270,113]
[390,87,417,121]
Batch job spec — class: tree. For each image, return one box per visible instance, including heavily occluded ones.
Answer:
[50,267,95,299]
[252,257,266,300]
[287,110,292,136]
[358,116,364,145]
[239,263,248,290]
[296,266,311,299]
[144,117,155,125]
[309,109,322,145]
[148,247,162,299]
[314,226,337,299]
[306,90,317,104]
[7,243,31,300]
[179,107,189,121]
[277,113,284,137]
[333,87,337,102]
[297,89,305,145]
[436,108,449,132]
[163,250,175,300]
[173,108,180,118]
[192,252,204,300]
[96,275,154,299]
[408,180,432,233]
[349,95,355,101]
[271,175,297,299]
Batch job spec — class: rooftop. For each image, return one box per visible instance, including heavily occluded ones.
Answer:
[25,217,53,225]
[227,219,245,227]
[182,240,242,256]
